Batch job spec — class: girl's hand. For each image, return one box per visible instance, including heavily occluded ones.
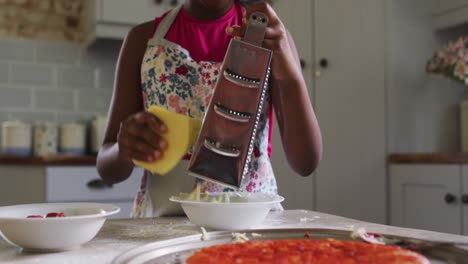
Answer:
[117,112,167,162]
[226,1,302,83]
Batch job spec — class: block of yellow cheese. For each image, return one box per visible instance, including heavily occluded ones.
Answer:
[133,105,202,175]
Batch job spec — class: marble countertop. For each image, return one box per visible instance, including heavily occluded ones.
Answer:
[1,210,467,263]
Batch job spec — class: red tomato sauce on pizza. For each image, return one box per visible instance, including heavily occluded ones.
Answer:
[186,239,429,264]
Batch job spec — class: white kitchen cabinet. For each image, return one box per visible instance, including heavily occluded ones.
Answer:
[271,0,315,211]
[45,166,142,219]
[390,164,467,235]
[46,167,140,202]
[314,0,386,224]
[271,0,386,224]
[0,166,143,219]
[433,0,468,30]
[462,166,468,236]
[87,0,173,40]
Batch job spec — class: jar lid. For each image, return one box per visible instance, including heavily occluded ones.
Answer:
[92,114,107,121]
[2,120,30,128]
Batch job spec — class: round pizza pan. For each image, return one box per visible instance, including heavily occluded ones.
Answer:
[112,228,468,264]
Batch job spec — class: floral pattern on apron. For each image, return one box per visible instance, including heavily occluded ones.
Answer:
[132,5,279,218]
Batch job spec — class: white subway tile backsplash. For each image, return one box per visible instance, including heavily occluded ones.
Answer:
[0,88,31,109]
[0,39,34,62]
[0,63,8,83]
[80,39,122,67]
[56,112,94,124]
[98,67,115,90]
[0,38,120,124]
[0,112,9,122]
[10,64,52,86]
[36,41,80,65]
[34,90,75,111]
[56,66,95,89]
[77,89,112,113]
[9,111,55,123]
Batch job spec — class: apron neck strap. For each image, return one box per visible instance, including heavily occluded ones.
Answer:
[152,4,183,40]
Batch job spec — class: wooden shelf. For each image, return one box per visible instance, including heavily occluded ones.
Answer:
[0,155,97,166]
[389,153,468,164]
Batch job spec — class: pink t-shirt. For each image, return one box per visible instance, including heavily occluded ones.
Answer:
[151,2,274,156]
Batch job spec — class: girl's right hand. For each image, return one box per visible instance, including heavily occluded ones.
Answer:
[117,112,167,162]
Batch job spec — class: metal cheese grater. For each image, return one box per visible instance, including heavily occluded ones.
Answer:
[187,12,272,189]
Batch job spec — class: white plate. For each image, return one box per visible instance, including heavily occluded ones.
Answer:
[0,202,120,251]
[170,193,284,230]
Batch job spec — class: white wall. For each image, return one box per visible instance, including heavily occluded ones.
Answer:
[0,38,121,125]
[386,0,468,153]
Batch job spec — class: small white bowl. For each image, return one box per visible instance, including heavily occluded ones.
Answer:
[0,202,120,251]
[170,192,284,230]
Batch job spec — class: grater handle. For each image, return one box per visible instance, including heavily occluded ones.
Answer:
[243,12,269,46]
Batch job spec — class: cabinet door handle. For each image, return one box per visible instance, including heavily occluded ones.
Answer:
[315,58,329,77]
[319,58,329,69]
[154,0,163,4]
[300,58,306,69]
[87,179,113,190]
[445,193,456,204]
[462,194,468,204]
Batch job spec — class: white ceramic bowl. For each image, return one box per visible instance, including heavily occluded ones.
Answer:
[170,193,284,230]
[0,202,120,251]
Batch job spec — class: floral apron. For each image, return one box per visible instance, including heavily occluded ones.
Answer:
[131,5,280,218]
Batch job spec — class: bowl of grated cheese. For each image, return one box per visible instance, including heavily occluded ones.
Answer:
[169,186,284,230]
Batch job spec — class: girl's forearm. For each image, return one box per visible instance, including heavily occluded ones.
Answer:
[97,143,134,184]
[271,77,323,176]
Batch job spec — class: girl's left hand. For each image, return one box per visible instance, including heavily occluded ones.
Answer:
[226,1,302,83]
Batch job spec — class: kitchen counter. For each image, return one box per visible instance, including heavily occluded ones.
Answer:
[0,155,96,166]
[0,210,467,263]
[389,153,468,164]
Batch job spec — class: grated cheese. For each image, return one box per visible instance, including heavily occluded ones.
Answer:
[351,227,385,245]
[200,227,209,241]
[299,216,320,222]
[231,232,249,243]
[172,187,250,204]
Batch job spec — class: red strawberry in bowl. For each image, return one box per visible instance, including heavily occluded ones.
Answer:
[45,212,65,218]
[27,215,43,218]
